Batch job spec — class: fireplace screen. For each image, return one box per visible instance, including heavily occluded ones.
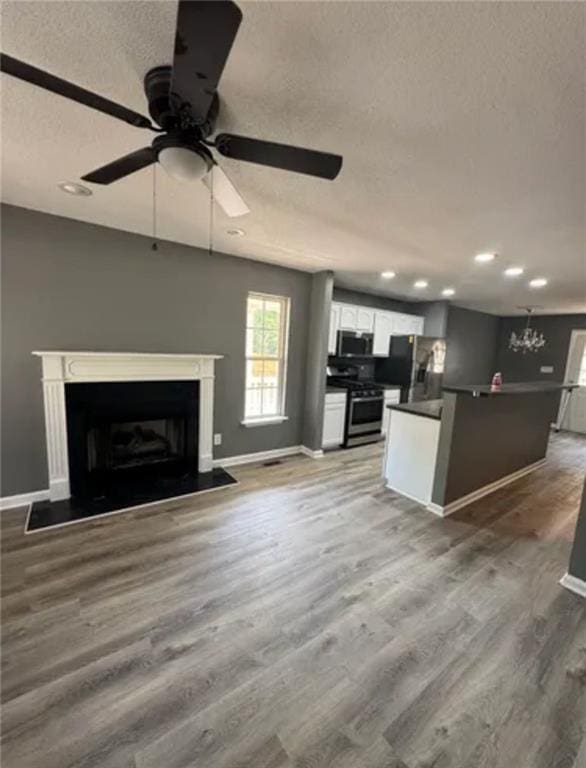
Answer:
[88,418,186,472]
[66,380,199,500]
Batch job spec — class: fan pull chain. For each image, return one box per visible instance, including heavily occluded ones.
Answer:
[151,164,158,251]
[208,166,214,257]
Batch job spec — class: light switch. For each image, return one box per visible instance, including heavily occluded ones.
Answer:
[214,433,222,446]
[540,366,554,374]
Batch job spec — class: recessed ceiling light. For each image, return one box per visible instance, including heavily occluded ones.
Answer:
[58,181,92,197]
[226,228,245,237]
[474,252,497,263]
[504,266,524,277]
[529,277,548,288]
[381,271,396,279]
[442,288,455,297]
[414,280,428,289]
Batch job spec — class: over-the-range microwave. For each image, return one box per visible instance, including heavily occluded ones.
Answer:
[336,330,374,357]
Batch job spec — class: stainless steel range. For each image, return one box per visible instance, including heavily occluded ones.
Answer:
[326,365,384,447]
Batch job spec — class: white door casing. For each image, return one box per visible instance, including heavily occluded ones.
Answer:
[32,351,223,501]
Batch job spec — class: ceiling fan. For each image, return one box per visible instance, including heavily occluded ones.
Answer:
[0,0,343,218]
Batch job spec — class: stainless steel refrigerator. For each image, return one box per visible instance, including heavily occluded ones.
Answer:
[375,336,447,402]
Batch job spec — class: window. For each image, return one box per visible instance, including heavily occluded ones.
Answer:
[244,292,290,423]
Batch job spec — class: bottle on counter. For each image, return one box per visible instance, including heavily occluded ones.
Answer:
[491,372,503,391]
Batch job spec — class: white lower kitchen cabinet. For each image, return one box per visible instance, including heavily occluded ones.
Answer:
[322,392,347,448]
[382,389,401,436]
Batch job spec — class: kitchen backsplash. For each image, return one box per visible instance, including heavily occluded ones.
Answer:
[327,356,376,380]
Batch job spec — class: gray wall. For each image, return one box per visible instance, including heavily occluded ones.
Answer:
[418,301,449,337]
[569,475,586,583]
[496,314,586,383]
[444,306,499,385]
[432,390,558,506]
[303,272,334,450]
[1,204,312,496]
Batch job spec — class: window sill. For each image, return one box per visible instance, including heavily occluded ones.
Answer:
[241,416,289,427]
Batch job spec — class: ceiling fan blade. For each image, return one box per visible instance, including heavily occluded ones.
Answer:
[203,165,250,217]
[214,134,343,180]
[170,1,242,124]
[82,147,156,184]
[0,53,157,130]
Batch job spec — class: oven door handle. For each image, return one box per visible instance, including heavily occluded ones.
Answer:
[352,396,384,403]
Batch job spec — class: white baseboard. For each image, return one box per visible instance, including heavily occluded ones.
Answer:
[300,446,324,459]
[426,458,547,517]
[0,489,50,511]
[386,483,429,507]
[560,572,586,598]
[213,445,303,468]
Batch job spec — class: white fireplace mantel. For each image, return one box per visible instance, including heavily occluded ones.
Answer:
[32,351,223,502]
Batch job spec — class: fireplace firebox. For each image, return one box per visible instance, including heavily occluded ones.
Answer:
[66,381,199,501]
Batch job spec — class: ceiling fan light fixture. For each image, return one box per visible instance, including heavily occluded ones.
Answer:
[158,146,212,182]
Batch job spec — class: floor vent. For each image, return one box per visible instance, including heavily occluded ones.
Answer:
[263,459,283,467]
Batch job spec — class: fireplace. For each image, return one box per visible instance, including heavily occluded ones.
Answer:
[28,351,237,532]
[66,381,199,501]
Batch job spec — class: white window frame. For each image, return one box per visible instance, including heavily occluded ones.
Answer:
[242,292,290,426]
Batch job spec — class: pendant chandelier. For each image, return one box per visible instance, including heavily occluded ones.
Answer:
[509,308,546,354]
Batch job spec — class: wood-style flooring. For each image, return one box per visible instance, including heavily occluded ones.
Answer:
[1,431,586,768]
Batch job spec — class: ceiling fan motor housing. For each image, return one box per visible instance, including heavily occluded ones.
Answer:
[144,65,218,137]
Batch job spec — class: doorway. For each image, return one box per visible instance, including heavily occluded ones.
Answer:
[559,329,586,434]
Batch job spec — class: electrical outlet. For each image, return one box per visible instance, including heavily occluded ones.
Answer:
[213,433,222,446]
[540,366,554,374]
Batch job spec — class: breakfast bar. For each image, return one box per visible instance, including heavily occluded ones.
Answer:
[383,382,573,516]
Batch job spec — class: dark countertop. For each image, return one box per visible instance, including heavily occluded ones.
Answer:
[443,381,578,397]
[387,399,443,421]
[326,385,347,394]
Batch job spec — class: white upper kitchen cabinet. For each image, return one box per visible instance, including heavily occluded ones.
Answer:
[328,303,341,355]
[390,313,412,335]
[373,311,394,356]
[339,304,359,330]
[391,313,424,336]
[332,301,423,344]
[338,303,375,332]
[405,314,425,336]
[356,307,375,332]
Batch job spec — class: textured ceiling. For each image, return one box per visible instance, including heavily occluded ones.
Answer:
[1,1,585,315]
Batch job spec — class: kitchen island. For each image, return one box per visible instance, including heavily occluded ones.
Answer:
[383,383,573,516]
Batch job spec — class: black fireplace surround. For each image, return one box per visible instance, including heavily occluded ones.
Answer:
[66,380,199,500]
[27,380,236,532]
